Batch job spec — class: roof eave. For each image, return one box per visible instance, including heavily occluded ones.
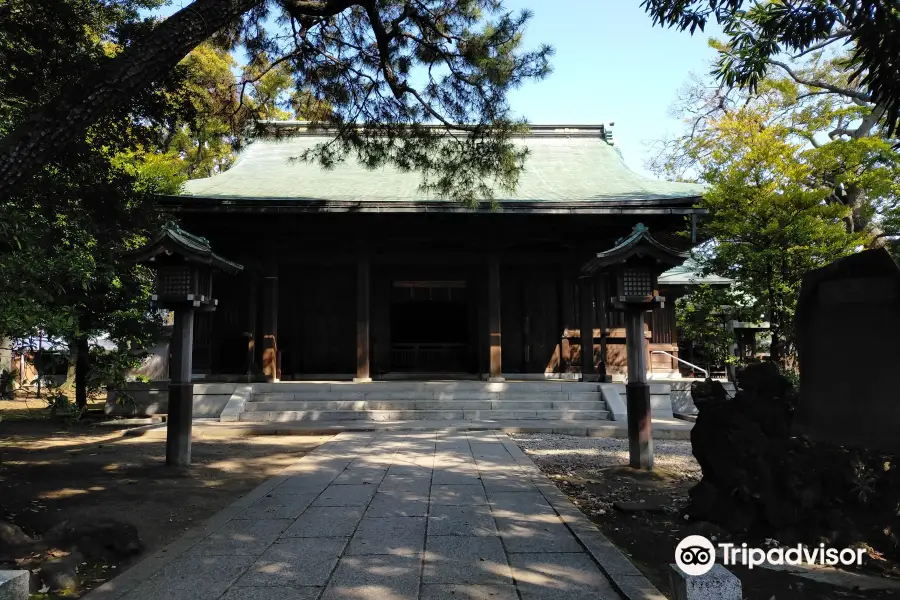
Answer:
[157,195,706,215]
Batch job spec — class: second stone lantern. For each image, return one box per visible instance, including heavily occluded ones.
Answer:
[581,224,688,470]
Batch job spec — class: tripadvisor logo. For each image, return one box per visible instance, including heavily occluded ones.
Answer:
[675,535,866,576]
[675,535,716,576]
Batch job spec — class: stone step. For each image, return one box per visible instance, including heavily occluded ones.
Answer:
[238,409,611,422]
[244,400,607,412]
[252,391,601,402]
[250,381,601,394]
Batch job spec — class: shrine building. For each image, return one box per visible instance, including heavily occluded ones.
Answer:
[159,122,706,383]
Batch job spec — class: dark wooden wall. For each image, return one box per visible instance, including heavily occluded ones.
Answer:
[282,265,356,375]
[178,211,689,378]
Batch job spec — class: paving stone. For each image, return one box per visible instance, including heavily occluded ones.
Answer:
[386,464,432,478]
[219,586,322,600]
[615,575,668,600]
[236,537,348,587]
[332,468,387,486]
[424,536,512,585]
[379,474,432,493]
[479,476,535,493]
[270,474,337,496]
[281,507,364,538]
[320,554,422,600]
[420,583,520,600]
[196,518,290,555]
[119,551,256,600]
[494,519,583,553]
[428,505,497,536]
[432,469,482,485]
[365,491,430,518]
[508,552,618,600]
[430,484,489,506]
[346,517,426,556]
[487,492,557,521]
[312,484,378,507]
[235,493,318,520]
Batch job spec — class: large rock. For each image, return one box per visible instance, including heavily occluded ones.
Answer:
[686,364,800,534]
[44,518,143,561]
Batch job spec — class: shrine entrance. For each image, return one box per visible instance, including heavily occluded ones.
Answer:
[389,281,472,373]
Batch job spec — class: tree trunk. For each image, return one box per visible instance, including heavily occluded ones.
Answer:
[74,336,89,410]
[0,0,263,196]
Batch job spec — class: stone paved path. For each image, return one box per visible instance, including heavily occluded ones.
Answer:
[89,431,664,600]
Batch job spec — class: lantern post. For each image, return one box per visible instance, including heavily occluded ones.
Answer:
[125,225,242,466]
[582,224,687,470]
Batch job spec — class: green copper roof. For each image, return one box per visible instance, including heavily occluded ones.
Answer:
[180,125,706,203]
[658,259,733,286]
[124,224,243,273]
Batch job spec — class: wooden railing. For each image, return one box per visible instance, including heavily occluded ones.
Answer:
[391,343,468,371]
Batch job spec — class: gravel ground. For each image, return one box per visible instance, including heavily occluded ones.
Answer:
[509,433,701,478]
[509,433,701,522]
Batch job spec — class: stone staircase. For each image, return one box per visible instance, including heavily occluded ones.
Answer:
[237,381,611,422]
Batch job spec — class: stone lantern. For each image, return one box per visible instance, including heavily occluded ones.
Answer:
[582,224,687,469]
[125,225,242,466]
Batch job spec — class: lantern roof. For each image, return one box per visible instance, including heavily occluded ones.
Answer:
[581,223,689,275]
[124,224,243,274]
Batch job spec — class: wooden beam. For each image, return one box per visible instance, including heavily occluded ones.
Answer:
[355,253,372,382]
[488,254,503,381]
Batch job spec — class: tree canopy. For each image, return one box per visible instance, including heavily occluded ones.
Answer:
[0,1,231,406]
[0,0,553,204]
[642,0,900,136]
[651,40,894,365]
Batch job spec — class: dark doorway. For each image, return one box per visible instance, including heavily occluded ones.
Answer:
[390,281,470,372]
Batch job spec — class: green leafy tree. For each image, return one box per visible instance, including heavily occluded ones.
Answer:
[163,42,247,178]
[0,0,554,204]
[0,0,195,408]
[676,284,756,372]
[651,45,900,240]
[668,107,868,365]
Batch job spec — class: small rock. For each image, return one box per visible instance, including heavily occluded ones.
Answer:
[614,500,667,513]
[0,521,33,548]
[686,520,730,542]
[40,550,83,593]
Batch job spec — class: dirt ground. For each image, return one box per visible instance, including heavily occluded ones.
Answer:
[512,434,900,600]
[0,403,331,597]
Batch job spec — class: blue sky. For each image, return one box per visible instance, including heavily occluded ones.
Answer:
[154,1,722,176]
[503,1,723,175]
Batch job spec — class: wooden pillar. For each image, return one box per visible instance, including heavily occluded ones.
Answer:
[355,254,372,382]
[560,272,574,373]
[245,271,258,379]
[598,274,609,381]
[579,276,597,382]
[625,309,653,469]
[167,308,195,467]
[488,254,503,382]
[261,269,279,382]
[373,267,391,376]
